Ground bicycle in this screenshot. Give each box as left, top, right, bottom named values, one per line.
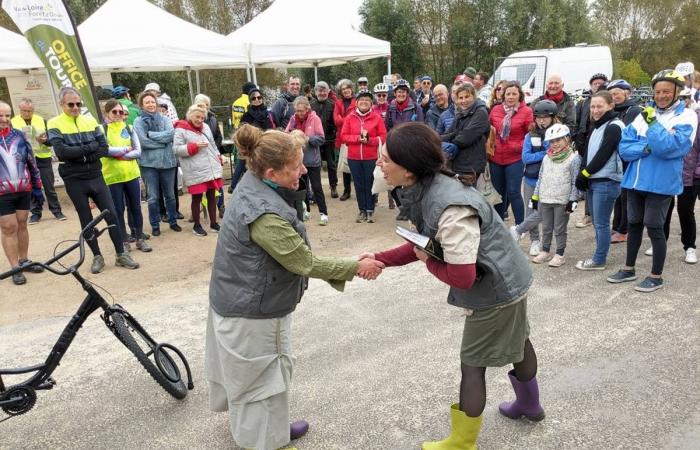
left=0, top=210, right=194, bottom=421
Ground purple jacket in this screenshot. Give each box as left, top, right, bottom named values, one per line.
left=385, top=98, right=424, bottom=131
left=683, top=110, right=700, bottom=186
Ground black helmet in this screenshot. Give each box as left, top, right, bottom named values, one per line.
left=394, top=79, right=410, bottom=91
left=533, top=99, right=558, bottom=117
left=356, top=89, right=374, bottom=101
left=589, top=73, right=608, bottom=84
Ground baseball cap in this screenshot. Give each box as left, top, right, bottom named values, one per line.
left=144, top=82, right=161, bottom=93
left=357, top=76, right=369, bottom=83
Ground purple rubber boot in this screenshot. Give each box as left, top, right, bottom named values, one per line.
left=290, top=420, right=309, bottom=440
left=498, top=370, right=545, bottom=421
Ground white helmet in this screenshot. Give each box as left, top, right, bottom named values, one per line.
left=544, top=123, right=571, bottom=142
left=675, top=62, right=695, bottom=77
left=373, top=83, right=389, bottom=93
left=679, top=87, right=692, bottom=98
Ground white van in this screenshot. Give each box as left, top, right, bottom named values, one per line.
left=491, top=44, right=613, bottom=104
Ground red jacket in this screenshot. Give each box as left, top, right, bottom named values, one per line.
left=489, top=102, right=533, bottom=165
left=340, top=109, right=387, bottom=161
left=333, top=97, right=356, bottom=146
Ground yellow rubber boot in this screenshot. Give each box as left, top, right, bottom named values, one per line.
left=422, top=404, right=483, bottom=450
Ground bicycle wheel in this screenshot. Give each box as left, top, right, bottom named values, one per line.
left=109, top=311, right=187, bottom=399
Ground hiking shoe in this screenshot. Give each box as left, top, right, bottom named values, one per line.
left=210, top=223, right=221, bottom=233
left=531, top=251, right=552, bottom=264
left=170, top=223, right=182, bottom=232
left=607, top=269, right=637, bottom=283
left=152, top=228, right=161, bottom=237
left=91, top=255, right=105, bottom=274
left=366, top=211, right=375, bottom=223
left=193, top=224, right=207, bottom=237
left=176, top=212, right=185, bottom=220
left=610, top=232, right=627, bottom=244
left=644, top=246, right=653, bottom=256
left=575, top=215, right=592, bottom=228
left=116, top=252, right=140, bottom=269
left=330, top=186, right=338, bottom=199
left=12, top=270, right=27, bottom=285
left=548, top=254, right=566, bottom=267
left=136, top=239, right=152, bottom=253
left=54, top=212, right=67, bottom=221
left=127, top=235, right=137, bottom=244
left=339, top=190, right=351, bottom=201
left=319, top=213, right=329, bottom=226
left=29, top=214, right=40, bottom=225
left=529, top=240, right=541, bottom=256
left=685, top=248, right=698, bottom=264
left=509, top=225, right=521, bottom=242
left=123, top=242, right=131, bottom=253
left=356, top=211, right=367, bottom=223
left=139, top=232, right=151, bottom=240
left=634, top=276, right=664, bottom=292
left=575, top=259, right=607, bottom=271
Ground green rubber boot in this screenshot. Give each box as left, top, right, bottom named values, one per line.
left=422, top=404, right=482, bottom=450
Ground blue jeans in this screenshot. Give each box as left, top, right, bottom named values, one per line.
left=141, top=166, right=177, bottom=229
left=109, top=178, right=143, bottom=240
left=490, top=161, right=525, bottom=224
left=588, top=179, right=621, bottom=265
left=348, top=159, right=376, bottom=212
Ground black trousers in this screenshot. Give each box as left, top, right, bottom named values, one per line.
left=320, top=140, right=338, bottom=187
left=64, top=175, right=123, bottom=256
left=625, top=190, right=672, bottom=275
left=31, top=157, right=62, bottom=216
left=612, top=188, right=628, bottom=234
left=675, top=185, right=698, bottom=250
left=304, top=166, right=328, bottom=215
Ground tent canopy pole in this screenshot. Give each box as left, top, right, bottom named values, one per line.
left=195, top=70, right=201, bottom=94
left=252, top=65, right=258, bottom=85
left=314, top=63, right=318, bottom=85
left=187, top=69, right=194, bottom=104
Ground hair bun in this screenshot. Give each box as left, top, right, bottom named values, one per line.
left=234, top=124, right=263, bottom=159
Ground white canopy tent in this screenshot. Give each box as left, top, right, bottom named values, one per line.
left=225, top=0, right=391, bottom=84
left=0, top=27, right=43, bottom=75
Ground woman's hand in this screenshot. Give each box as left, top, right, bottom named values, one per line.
left=358, top=252, right=375, bottom=261
left=197, top=140, right=209, bottom=148
left=414, top=247, right=430, bottom=262
left=357, top=258, right=385, bottom=280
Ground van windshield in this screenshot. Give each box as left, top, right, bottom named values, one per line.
left=495, top=64, right=537, bottom=85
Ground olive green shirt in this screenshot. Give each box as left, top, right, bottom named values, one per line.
left=250, top=213, right=358, bottom=291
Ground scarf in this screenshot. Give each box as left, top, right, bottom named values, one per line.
left=0, top=127, right=10, bottom=138
left=547, top=144, right=572, bottom=163
left=292, top=114, right=308, bottom=131
left=545, top=90, right=564, bottom=104
left=140, top=110, right=160, bottom=132
left=395, top=99, right=410, bottom=113
left=246, top=103, right=270, bottom=128
left=263, top=178, right=307, bottom=221
left=499, top=103, right=519, bottom=140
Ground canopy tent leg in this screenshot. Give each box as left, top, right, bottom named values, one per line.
left=45, top=70, right=60, bottom=115
left=314, top=63, right=318, bottom=85
left=387, top=56, right=392, bottom=76
left=187, top=69, right=194, bottom=104
left=252, top=65, right=258, bottom=86
left=195, top=70, right=201, bottom=94
left=246, top=66, right=252, bottom=82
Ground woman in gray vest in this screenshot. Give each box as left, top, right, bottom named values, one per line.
left=574, top=91, right=625, bottom=271
left=362, top=122, right=544, bottom=450
left=205, top=124, right=384, bottom=450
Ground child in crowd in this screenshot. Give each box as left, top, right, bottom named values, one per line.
left=510, top=99, right=559, bottom=256
left=530, top=124, right=581, bottom=267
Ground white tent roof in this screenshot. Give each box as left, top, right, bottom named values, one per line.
left=0, top=27, right=43, bottom=73
left=226, top=0, right=390, bottom=67
left=78, top=0, right=247, bottom=71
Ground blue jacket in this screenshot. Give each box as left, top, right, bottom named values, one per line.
left=133, top=112, right=177, bottom=169
left=436, top=104, right=456, bottom=135
left=521, top=130, right=549, bottom=187
left=619, top=100, right=698, bottom=195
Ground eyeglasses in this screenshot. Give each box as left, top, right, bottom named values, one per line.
left=66, top=102, right=83, bottom=108
left=250, top=96, right=262, bottom=100
left=110, top=109, right=126, bottom=115
left=495, top=87, right=503, bottom=92
left=422, top=81, right=431, bottom=85
left=376, top=93, right=387, bottom=97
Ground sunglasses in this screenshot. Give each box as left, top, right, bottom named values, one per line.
left=250, top=96, right=262, bottom=100
left=496, top=87, right=503, bottom=92
left=376, top=93, right=387, bottom=97
left=66, top=102, right=83, bottom=108
left=110, top=109, right=126, bottom=115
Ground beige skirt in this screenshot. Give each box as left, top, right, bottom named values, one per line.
left=205, top=307, right=295, bottom=450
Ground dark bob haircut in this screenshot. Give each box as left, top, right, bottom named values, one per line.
left=385, top=122, right=445, bottom=181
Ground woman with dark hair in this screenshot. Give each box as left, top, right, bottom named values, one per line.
left=362, top=122, right=544, bottom=449
left=489, top=81, right=534, bottom=223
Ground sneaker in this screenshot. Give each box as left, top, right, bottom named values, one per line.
left=356, top=211, right=367, bottom=223
left=532, top=251, right=552, bottom=264
left=303, top=210, right=310, bottom=222
left=634, top=276, right=664, bottom=292
left=685, top=248, right=698, bottom=264
left=290, top=419, right=309, bottom=440
left=330, top=186, right=338, bottom=199
left=644, top=246, right=653, bottom=256
left=607, top=268, right=637, bottom=284
left=160, top=214, right=169, bottom=223
left=218, top=204, right=225, bottom=219
left=176, top=212, right=185, bottom=220
left=193, top=224, right=207, bottom=237
left=12, top=270, right=27, bottom=285
left=139, top=232, right=151, bottom=240
left=152, top=228, right=161, bottom=237
left=319, top=213, right=329, bottom=226
left=366, top=211, right=375, bottom=223
left=54, top=212, right=67, bottom=221
left=575, top=215, right=592, bottom=228
left=528, top=240, right=541, bottom=257
left=170, top=223, right=182, bottom=232
left=91, top=255, right=105, bottom=274
left=116, top=252, right=140, bottom=269
left=548, top=254, right=566, bottom=267
left=136, top=239, right=152, bottom=253
left=575, top=259, right=606, bottom=271
left=210, top=223, right=221, bottom=233
left=123, top=242, right=131, bottom=253
left=127, top=235, right=137, bottom=244
left=509, top=225, right=521, bottom=242
left=610, top=232, right=627, bottom=244
left=29, top=214, right=40, bottom=225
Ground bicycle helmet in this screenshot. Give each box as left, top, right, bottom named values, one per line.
left=394, top=79, right=410, bottom=91
left=589, top=73, right=608, bottom=84
left=679, top=87, right=692, bottom=98
left=112, top=86, right=129, bottom=99
left=607, top=79, right=633, bottom=91
left=544, top=123, right=571, bottom=142
left=356, top=89, right=374, bottom=101
left=651, top=69, right=685, bottom=88
left=533, top=99, right=558, bottom=117
left=674, top=62, right=695, bottom=77
left=373, top=83, right=389, bottom=94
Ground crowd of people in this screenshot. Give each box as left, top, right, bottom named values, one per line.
left=1, top=58, right=699, bottom=450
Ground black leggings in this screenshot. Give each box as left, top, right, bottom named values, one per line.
left=191, top=189, right=217, bottom=227
left=64, top=176, right=123, bottom=256
left=459, top=339, right=538, bottom=417
left=625, top=190, right=672, bottom=275
left=305, top=166, right=328, bottom=215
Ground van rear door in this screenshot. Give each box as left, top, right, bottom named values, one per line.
left=493, top=55, right=547, bottom=104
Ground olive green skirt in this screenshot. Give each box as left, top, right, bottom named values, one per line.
left=460, top=297, right=530, bottom=367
